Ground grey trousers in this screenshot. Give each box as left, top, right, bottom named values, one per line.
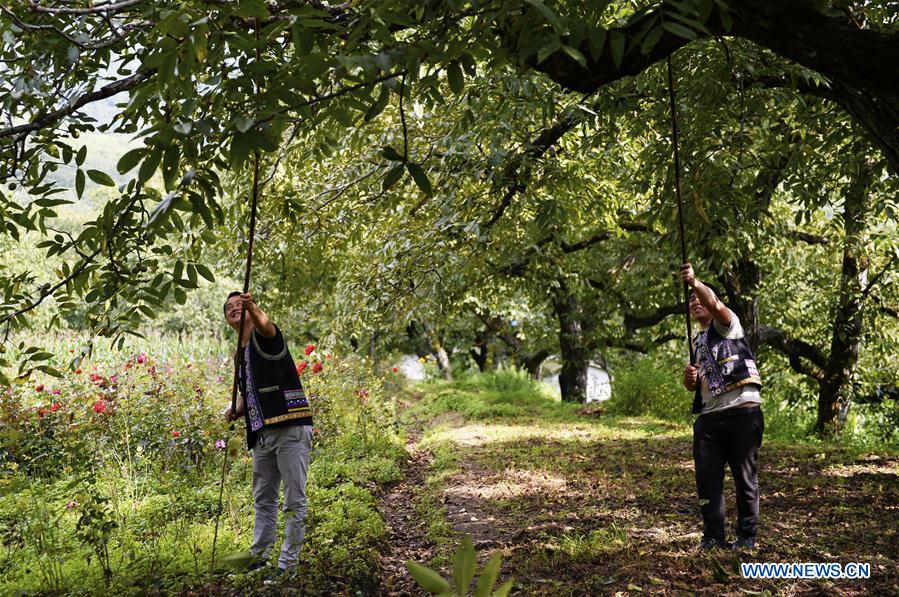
left=250, top=425, right=313, bottom=570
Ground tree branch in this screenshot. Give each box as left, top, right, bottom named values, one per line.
left=757, top=324, right=826, bottom=380
left=0, top=70, right=155, bottom=139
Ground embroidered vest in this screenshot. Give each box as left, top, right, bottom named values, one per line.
left=691, top=323, right=762, bottom=414
left=239, top=326, right=312, bottom=448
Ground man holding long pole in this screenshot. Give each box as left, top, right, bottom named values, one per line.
left=680, top=264, right=764, bottom=551
left=223, top=291, right=314, bottom=577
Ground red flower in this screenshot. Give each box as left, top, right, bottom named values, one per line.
left=50, top=402, right=62, bottom=413
left=35, top=384, right=44, bottom=392
left=51, top=389, right=61, bottom=395
left=304, top=344, right=315, bottom=356
left=75, top=368, right=82, bottom=375
left=296, top=361, right=308, bottom=375
left=37, top=408, right=48, bottom=417
left=92, top=400, right=107, bottom=414
left=171, top=430, right=181, bottom=438
left=69, top=348, right=75, bottom=353
left=326, top=354, right=332, bottom=360
left=392, top=367, right=398, bottom=373
left=312, top=362, right=323, bottom=374
left=89, top=373, right=101, bottom=383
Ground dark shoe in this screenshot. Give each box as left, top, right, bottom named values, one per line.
left=263, top=567, right=286, bottom=585
left=699, top=537, right=729, bottom=551
left=731, top=536, right=756, bottom=550
left=247, top=559, right=268, bottom=572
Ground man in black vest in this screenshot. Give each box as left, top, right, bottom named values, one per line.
left=680, top=264, right=764, bottom=551
left=223, top=292, right=313, bottom=576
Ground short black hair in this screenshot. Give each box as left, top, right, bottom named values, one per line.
left=223, top=291, right=242, bottom=316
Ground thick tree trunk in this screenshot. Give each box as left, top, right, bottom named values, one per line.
left=421, top=320, right=453, bottom=381
left=473, top=308, right=550, bottom=379
left=552, top=282, right=589, bottom=403
left=815, top=163, right=873, bottom=435
left=722, top=259, right=762, bottom=354
left=469, top=335, right=489, bottom=372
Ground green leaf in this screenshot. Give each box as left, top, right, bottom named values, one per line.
left=382, top=164, right=404, bottom=192
left=492, top=578, right=514, bottom=597
left=87, top=169, right=115, bottom=187
left=75, top=169, right=86, bottom=199
left=230, top=133, right=255, bottom=170
left=173, top=286, right=187, bottom=305
left=292, top=23, right=314, bottom=56
left=562, top=45, right=587, bottom=69
left=194, top=263, right=215, bottom=282
left=453, top=535, right=476, bottom=594
left=36, top=365, right=64, bottom=378
left=222, top=550, right=258, bottom=570
left=76, top=145, right=87, bottom=166
left=365, top=85, right=390, bottom=122
left=162, top=145, right=181, bottom=191
left=522, top=0, right=562, bottom=29
left=640, top=25, right=663, bottom=54
left=117, top=148, right=145, bottom=174
left=406, top=162, right=432, bottom=196
left=381, top=146, right=404, bottom=162
left=473, top=553, right=503, bottom=597
left=588, top=27, right=606, bottom=61
left=662, top=22, right=698, bottom=40
left=609, top=31, right=625, bottom=69
left=406, top=561, right=452, bottom=594
left=447, top=62, right=465, bottom=94
left=536, top=39, right=560, bottom=64
left=139, top=148, right=163, bottom=184
left=238, top=0, right=270, bottom=19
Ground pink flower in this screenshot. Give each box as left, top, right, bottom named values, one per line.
left=136, top=353, right=147, bottom=364
left=171, top=430, right=181, bottom=438
left=215, top=439, right=226, bottom=450
left=312, top=362, right=323, bottom=374
left=304, top=344, right=315, bottom=356
left=93, top=400, right=107, bottom=414
left=50, top=402, right=62, bottom=413
left=358, top=388, right=369, bottom=398
left=65, top=501, right=77, bottom=510
left=325, top=354, right=332, bottom=360
left=51, top=389, right=61, bottom=395
left=296, top=361, right=308, bottom=375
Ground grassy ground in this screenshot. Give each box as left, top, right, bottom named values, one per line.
left=400, top=371, right=899, bottom=596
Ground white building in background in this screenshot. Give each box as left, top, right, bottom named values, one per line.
left=540, top=359, right=612, bottom=403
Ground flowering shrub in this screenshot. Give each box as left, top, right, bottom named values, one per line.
left=0, top=343, right=404, bottom=595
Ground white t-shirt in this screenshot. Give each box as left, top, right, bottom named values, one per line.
left=699, top=309, right=761, bottom=414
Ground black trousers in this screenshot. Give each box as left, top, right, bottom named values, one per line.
left=692, top=406, right=764, bottom=542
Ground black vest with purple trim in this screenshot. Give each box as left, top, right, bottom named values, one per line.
left=691, top=322, right=762, bottom=414
left=239, top=326, right=312, bottom=449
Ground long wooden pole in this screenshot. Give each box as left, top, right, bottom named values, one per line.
left=666, top=54, right=694, bottom=362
